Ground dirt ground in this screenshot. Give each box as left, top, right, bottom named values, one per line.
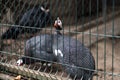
left=91, top=38, right=120, bottom=80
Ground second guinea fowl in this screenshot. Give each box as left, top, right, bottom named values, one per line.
left=52, top=18, right=95, bottom=80
left=1, top=2, right=51, bottom=39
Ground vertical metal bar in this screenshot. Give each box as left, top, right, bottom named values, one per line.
left=44, top=0, right=47, bottom=65
left=50, top=0, right=53, bottom=37
left=6, top=1, right=9, bottom=63
left=0, top=0, right=1, bottom=21
left=112, top=0, right=115, bottom=80
left=62, top=0, right=65, bottom=74
left=55, top=0, right=59, bottom=17
left=89, top=0, right=91, bottom=50
left=0, top=0, right=1, bottom=43
left=68, top=0, right=71, bottom=65
left=103, top=0, right=107, bottom=80
left=18, top=0, right=22, bottom=57
left=96, top=0, right=99, bottom=80
left=75, top=0, right=78, bottom=69
left=56, top=0, right=58, bottom=54
left=81, top=0, right=84, bottom=76
left=44, top=1, right=47, bottom=61
left=10, top=0, right=12, bottom=54
left=82, top=0, right=84, bottom=47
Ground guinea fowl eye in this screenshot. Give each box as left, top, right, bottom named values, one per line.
left=57, top=20, right=61, bottom=24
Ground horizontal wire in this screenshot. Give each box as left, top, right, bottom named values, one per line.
left=0, top=23, right=120, bottom=38
left=0, top=50, right=120, bottom=77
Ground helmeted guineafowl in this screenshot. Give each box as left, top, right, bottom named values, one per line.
left=52, top=17, right=95, bottom=80
left=1, top=2, right=51, bottom=39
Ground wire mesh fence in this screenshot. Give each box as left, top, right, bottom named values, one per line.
left=0, top=0, right=120, bottom=80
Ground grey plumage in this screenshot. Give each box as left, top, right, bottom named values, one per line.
left=1, top=3, right=51, bottom=39
left=52, top=32, right=95, bottom=80
left=20, top=34, right=57, bottom=65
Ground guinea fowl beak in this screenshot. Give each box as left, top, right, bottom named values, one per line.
left=54, top=23, right=62, bottom=30
left=54, top=23, right=58, bottom=28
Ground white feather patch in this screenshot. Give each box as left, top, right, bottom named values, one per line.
left=17, top=59, right=23, bottom=66
left=54, top=49, right=63, bottom=57
left=40, top=6, right=49, bottom=13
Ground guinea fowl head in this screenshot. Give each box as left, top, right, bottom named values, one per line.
left=16, top=59, right=23, bottom=66
left=16, top=57, right=35, bottom=66
left=54, top=17, right=63, bottom=30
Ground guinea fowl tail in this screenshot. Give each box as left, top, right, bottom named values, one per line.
left=1, top=27, right=22, bottom=39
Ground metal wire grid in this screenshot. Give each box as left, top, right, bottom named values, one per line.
left=0, top=0, right=120, bottom=80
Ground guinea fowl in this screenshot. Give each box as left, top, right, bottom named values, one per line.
left=52, top=18, right=95, bottom=80
left=1, top=2, right=51, bottom=39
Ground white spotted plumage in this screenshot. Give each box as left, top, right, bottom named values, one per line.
left=54, top=49, right=63, bottom=57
